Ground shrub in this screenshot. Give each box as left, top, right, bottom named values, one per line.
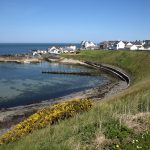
left=0, top=99, right=92, bottom=145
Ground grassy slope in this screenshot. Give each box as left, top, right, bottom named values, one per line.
left=63, top=50, right=150, bottom=82
left=1, top=50, right=150, bottom=150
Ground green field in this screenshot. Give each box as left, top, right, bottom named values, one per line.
left=0, top=50, right=150, bottom=150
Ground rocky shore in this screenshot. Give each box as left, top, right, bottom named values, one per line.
left=0, top=55, right=41, bottom=64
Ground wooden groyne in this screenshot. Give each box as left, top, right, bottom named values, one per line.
left=42, top=71, right=100, bottom=76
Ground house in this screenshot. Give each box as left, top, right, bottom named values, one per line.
left=143, top=40, right=150, bottom=50
left=129, top=40, right=145, bottom=50
left=32, top=51, right=41, bottom=56
left=134, top=40, right=144, bottom=46
left=32, top=49, right=47, bottom=56
left=107, top=41, right=118, bottom=50
left=63, top=45, right=77, bottom=53
left=81, top=41, right=97, bottom=49
left=130, top=45, right=138, bottom=50
left=48, top=46, right=62, bottom=55
left=112, top=41, right=125, bottom=50
left=37, top=50, right=47, bottom=54
left=99, top=41, right=110, bottom=49
left=144, top=47, right=150, bottom=50
left=143, top=40, right=150, bottom=46
left=138, top=46, right=145, bottom=50
left=130, top=45, right=145, bottom=50
left=125, top=42, right=133, bottom=49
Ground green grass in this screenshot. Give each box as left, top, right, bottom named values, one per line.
left=62, top=50, right=150, bottom=83
left=0, top=50, right=150, bottom=150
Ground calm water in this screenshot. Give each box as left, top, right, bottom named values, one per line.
left=0, top=43, right=109, bottom=108
left=0, top=62, right=109, bottom=108
left=0, top=43, right=80, bottom=55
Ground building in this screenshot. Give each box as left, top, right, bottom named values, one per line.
left=143, top=40, right=150, bottom=50
left=63, top=45, right=77, bottom=52
left=130, top=45, right=138, bottom=50
left=111, top=41, right=125, bottom=50
left=99, top=41, right=110, bottom=49
left=32, top=49, right=47, bottom=56
left=48, top=46, right=62, bottom=55
left=100, top=40, right=150, bottom=51
left=125, top=42, right=133, bottom=49
left=81, top=41, right=98, bottom=49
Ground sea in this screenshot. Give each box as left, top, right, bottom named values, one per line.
left=0, top=43, right=109, bottom=108
left=0, top=43, right=80, bottom=55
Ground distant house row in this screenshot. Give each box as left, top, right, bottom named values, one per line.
left=32, top=45, right=77, bottom=56
left=99, top=40, right=150, bottom=50
left=32, top=40, right=150, bottom=56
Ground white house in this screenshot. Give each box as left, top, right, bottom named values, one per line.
left=32, top=50, right=47, bottom=56
left=125, top=42, right=133, bottom=49
left=32, top=51, right=41, bottom=56
left=63, top=45, right=77, bottom=52
left=144, top=47, right=150, bottom=50
left=48, top=46, right=62, bottom=55
left=138, top=46, right=145, bottom=50
left=113, top=41, right=125, bottom=50
left=37, top=50, right=47, bottom=54
left=85, top=41, right=95, bottom=48
left=81, top=41, right=97, bottom=49
left=130, top=45, right=138, bottom=50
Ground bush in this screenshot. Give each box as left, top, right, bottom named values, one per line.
left=0, top=99, right=92, bottom=145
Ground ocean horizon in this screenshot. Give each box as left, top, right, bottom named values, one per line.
left=0, top=43, right=80, bottom=55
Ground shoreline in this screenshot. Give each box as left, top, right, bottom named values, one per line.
left=0, top=55, right=42, bottom=64
left=0, top=57, right=129, bottom=136
left=0, top=80, right=128, bottom=136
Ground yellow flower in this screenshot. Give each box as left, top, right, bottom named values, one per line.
left=0, top=99, right=92, bottom=145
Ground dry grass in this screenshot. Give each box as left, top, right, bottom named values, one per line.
left=120, top=112, right=150, bottom=133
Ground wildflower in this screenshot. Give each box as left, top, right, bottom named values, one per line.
left=135, top=139, right=139, bottom=142
left=137, top=145, right=142, bottom=149
left=0, top=99, right=92, bottom=145
left=132, top=140, right=135, bottom=144
left=116, top=144, right=119, bottom=148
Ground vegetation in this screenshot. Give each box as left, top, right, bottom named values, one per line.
left=0, top=50, right=150, bottom=150
left=0, top=99, right=92, bottom=145
left=62, top=50, right=150, bottom=82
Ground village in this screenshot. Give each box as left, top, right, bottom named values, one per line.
left=32, top=40, right=150, bottom=56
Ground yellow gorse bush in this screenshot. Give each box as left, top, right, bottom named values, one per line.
left=0, top=99, right=92, bottom=145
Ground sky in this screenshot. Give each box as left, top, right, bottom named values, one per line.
left=0, top=0, right=150, bottom=43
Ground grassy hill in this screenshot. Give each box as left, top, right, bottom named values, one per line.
left=0, top=50, right=150, bottom=150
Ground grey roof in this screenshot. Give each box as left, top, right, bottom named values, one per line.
left=134, top=41, right=143, bottom=45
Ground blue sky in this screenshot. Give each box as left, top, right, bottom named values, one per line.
left=0, top=0, right=150, bottom=43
